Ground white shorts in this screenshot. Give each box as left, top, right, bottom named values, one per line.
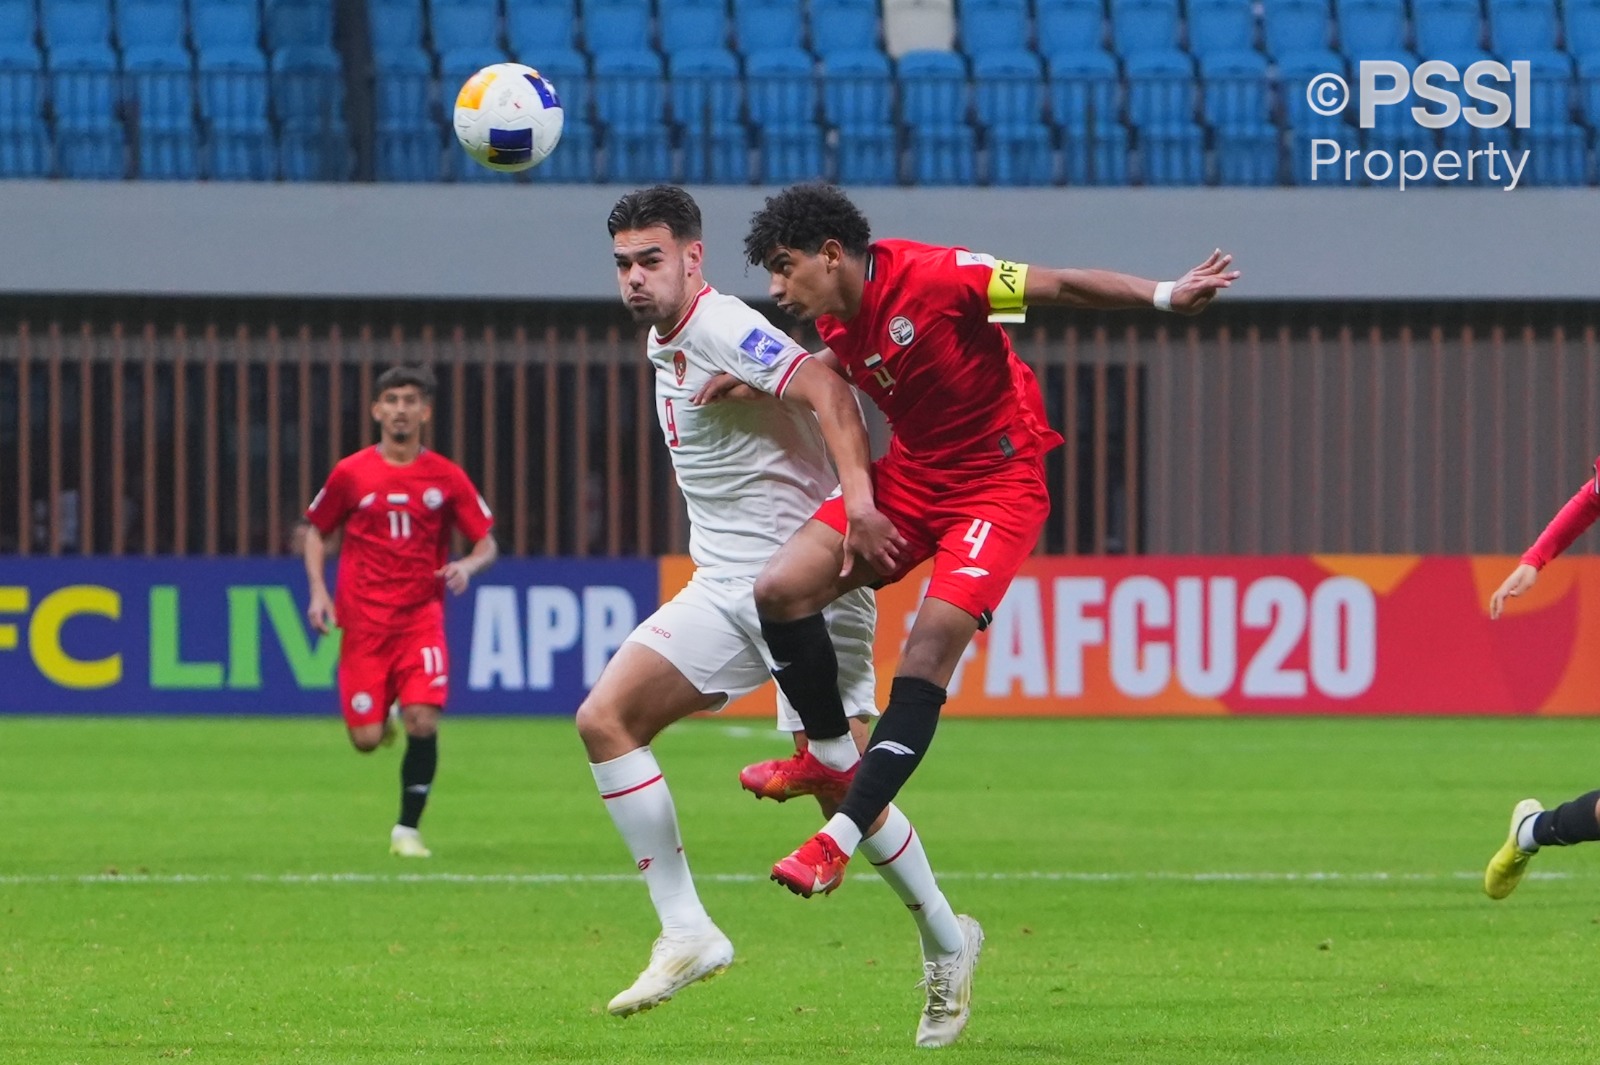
left=624, top=571, right=878, bottom=732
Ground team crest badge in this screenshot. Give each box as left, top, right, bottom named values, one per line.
left=423, top=487, right=444, bottom=510
left=889, top=316, right=915, bottom=345
left=673, top=351, right=687, bottom=385
left=351, top=692, right=373, bottom=713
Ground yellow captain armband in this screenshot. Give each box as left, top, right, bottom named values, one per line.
left=986, top=259, right=1028, bottom=322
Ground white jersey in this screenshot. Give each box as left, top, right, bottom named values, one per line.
left=647, top=285, right=838, bottom=577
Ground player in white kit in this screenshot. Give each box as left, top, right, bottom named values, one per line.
left=575, top=186, right=982, bottom=1048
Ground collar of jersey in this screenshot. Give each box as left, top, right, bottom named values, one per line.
left=653, top=284, right=714, bottom=344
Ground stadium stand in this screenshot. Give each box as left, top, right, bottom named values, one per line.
left=0, top=0, right=1594, bottom=185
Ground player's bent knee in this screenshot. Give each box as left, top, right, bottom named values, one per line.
left=574, top=697, right=627, bottom=754
left=348, top=728, right=384, bottom=753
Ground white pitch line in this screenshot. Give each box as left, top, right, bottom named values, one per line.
left=0, top=870, right=1574, bottom=887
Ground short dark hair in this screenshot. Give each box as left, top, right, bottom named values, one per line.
left=374, top=364, right=436, bottom=401
left=744, top=183, right=872, bottom=267
left=607, top=185, right=703, bottom=241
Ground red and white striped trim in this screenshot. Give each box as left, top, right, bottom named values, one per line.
left=653, top=285, right=712, bottom=344
left=599, top=774, right=663, bottom=800
left=775, top=351, right=814, bottom=398
left=869, top=826, right=916, bottom=867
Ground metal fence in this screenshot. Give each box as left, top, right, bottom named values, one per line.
left=3, top=300, right=1599, bottom=559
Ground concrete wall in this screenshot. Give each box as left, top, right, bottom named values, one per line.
left=1, top=181, right=1596, bottom=301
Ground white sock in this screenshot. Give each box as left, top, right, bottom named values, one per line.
left=1517, top=813, right=1541, bottom=852
left=591, top=747, right=712, bottom=937
left=808, top=734, right=860, bottom=772
left=822, top=812, right=864, bottom=856
left=859, top=805, right=965, bottom=959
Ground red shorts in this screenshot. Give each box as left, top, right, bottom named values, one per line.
left=814, top=451, right=1051, bottom=620
left=337, top=626, right=451, bottom=728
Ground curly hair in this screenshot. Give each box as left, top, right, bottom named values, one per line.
left=374, top=364, right=436, bottom=401
left=743, top=183, right=872, bottom=267
left=607, top=185, right=703, bottom=241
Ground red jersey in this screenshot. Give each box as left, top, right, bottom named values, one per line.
left=305, top=447, right=494, bottom=635
left=816, top=239, right=1064, bottom=473
left=1522, top=456, right=1600, bottom=569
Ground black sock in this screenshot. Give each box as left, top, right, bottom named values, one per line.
left=1531, top=790, right=1600, bottom=847
left=837, top=677, right=946, bottom=833
left=399, top=733, right=438, bottom=829
left=760, top=613, right=850, bottom=740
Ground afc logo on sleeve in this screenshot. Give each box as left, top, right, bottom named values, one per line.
left=738, top=328, right=787, bottom=366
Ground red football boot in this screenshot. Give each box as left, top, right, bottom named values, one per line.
left=771, top=832, right=851, bottom=898
left=738, top=749, right=855, bottom=803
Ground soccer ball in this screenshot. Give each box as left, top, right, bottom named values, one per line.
left=453, top=63, right=564, bottom=172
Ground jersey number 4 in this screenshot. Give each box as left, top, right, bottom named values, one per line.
left=962, top=519, right=992, bottom=560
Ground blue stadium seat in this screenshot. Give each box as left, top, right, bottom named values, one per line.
left=372, top=0, right=425, bottom=49
left=585, top=4, right=652, bottom=56
left=1202, top=51, right=1276, bottom=184
left=662, top=6, right=728, bottom=53
left=267, top=2, right=335, bottom=53
left=745, top=45, right=816, bottom=126
left=193, top=2, right=264, bottom=62
left=959, top=0, right=1030, bottom=59
left=527, top=116, right=595, bottom=181
left=822, top=50, right=894, bottom=181
left=506, top=1, right=580, bottom=61
left=1580, top=52, right=1600, bottom=122
left=375, top=115, right=443, bottom=181
left=1111, top=0, right=1181, bottom=54
left=274, top=47, right=348, bottom=180
left=1062, top=121, right=1128, bottom=183
left=811, top=2, right=880, bottom=58
left=50, top=49, right=124, bottom=178
left=1337, top=0, right=1405, bottom=56
left=1411, top=0, right=1483, bottom=56
left=43, top=0, right=113, bottom=55
left=897, top=49, right=968, bottom=127
left=123, top=52, right=199, bottom=178
left=372, top=44, right=433, bottom=131
left=1187, top=0, right=1256, bottom=56
left=757, top=121, right=824, bottom=180
left=1565, top=0, right=1600, bottom=57
left=1047, top=46, right=1120, bottom=129
left=0, top=55, right=49, bottom=176
left=1036, top=0, right=1104, bottom=56
left=1488, top=0, right=1558, bottom=55
left=0, top=0, right=40, bottom=65
left=1521, top=49, right=1574, bottom=127
left=593, top=52, right=671, bottom=181
left=432, top=3, right=505, bottom=69
left=1521, top=125, right=1590, bottom=184
left=1262, top=0, right=1331, bottom=59
left=117, top=0, right=189, bottom=65
left=199, top=50, right=276, bottom=179
left=1275, top=53, right=1355, bottom=183
left=974, top=51, right=1052, bottom=184
left=899, top=49, right=978, bottom=182
left=1124, top=51, right=1203, bottom=184
left=671, top=48, right=747, bottom=182
left=736, top=2, right=804, bottom=54
left=822, top=48, right=892, bottom=127
left=1124, top=47, right=1194, bottom=126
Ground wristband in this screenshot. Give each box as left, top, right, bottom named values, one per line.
left=1153, top=281, right=1175, bottom=311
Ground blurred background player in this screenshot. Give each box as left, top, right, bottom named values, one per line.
left=1484, top=456, right=1600, bottom=898
left=303, top=365, right=497, bottom=858
left=576, top=186, right=981, bottom=1047
left=736, top=183, right=1237, bottom=897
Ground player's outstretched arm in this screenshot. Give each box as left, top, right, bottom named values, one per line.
left=1024, top=249, right=1239, bottom=314
left=302, top=523, right=338, bottom=633
left=1494, top=478, right=1600, bottom=618
left=438, top=535, right=498, bottom=596
left=781, top=358, right=906, bottom=578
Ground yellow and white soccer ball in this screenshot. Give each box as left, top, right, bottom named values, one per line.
left=453, top=62, right=565, bottom=172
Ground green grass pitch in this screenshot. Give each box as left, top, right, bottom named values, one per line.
left=7, top=715, right=1600, bottom=1064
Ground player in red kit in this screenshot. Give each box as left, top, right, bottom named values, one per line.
left=733, top=184, right=1237, bottom=898
left=302, top=365, right=498, bottom=858
left=1484, top=457, right=1600, bottom=899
